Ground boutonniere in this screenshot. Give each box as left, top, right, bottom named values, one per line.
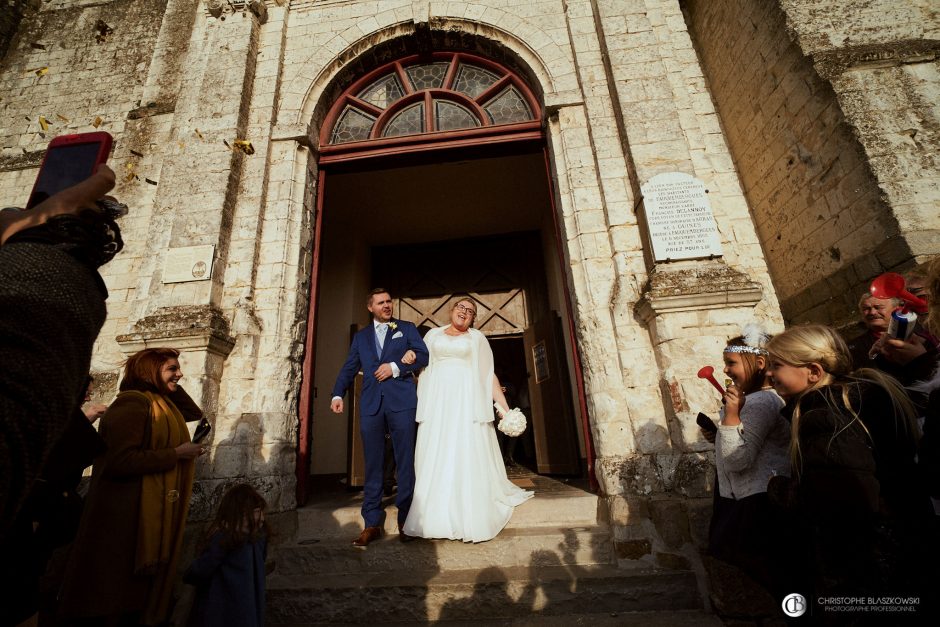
left=388, top=321, right=398, bottom=330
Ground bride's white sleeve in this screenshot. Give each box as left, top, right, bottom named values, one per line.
left=471, top=329, right=495, bottom=423
left=415, top=327, right=438, bottom=424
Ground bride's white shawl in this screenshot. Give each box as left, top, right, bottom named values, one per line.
left=416, top=325, right=494, bottom=424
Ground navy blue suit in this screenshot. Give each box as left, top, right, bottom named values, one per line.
left=331, top=319, right=428, bottom=527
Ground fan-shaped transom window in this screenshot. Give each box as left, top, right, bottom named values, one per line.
left=326, top=52, right=539, bottom=146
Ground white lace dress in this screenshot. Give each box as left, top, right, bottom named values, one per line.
left=402, top=328, right=533, bottom=542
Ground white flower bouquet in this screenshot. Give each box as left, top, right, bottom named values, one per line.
left=494, top=403, right=527, bottom=437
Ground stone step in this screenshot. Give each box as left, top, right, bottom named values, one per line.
left=295, top=489, right=600, bottom=540
left=275, top=524, right=614, bottom=576
left=266, top=563, right=702, bottom=625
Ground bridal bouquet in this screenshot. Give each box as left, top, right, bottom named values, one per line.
left=494, top=403, right=527, bottom=437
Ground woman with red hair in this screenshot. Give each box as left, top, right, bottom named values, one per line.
left=61, top=348, right=205, bottom=626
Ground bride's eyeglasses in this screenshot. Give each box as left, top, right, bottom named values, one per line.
left=455, top=304, right=476, bottom=317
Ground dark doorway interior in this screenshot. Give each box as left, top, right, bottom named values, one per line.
left=490, top=335, right=537, bottom=470
left=309, top=144, right=586, bottom=491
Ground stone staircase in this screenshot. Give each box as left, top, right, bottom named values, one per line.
left=267, top=477, right=705, bottom=625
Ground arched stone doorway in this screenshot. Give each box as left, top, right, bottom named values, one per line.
left=297, top=50, right=593, bottom=503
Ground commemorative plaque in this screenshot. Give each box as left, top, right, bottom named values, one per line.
left=642, top=172, right=722, bottom=261
left=162, top=245, right=215, bottom=283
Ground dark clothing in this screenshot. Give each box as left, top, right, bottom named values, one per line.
left=331, top=319, right=428, bottom=527
left=919, top=379, right=940, bottom=498
left=847, top=329, right=879, bottom=371
left=184, top=532, right=268, bottom=627
left=781, top=382, right=928, bottom=601
left=59, top=387, right=201, bottom=620
left=0, top=242, right=107, bottom=534
left=331, top=319, right=428, bottom=416
left=30, top=409, right=107, bottom=544
left=360, top=406, right=416, bottom=527
left=847, top=328, right=940, bottom=387
left=0, top=408, right=108, bottom=623
left=708, top=493, right=786, bottom=593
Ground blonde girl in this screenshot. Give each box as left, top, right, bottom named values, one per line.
left=708, top=328, right=789, bottom=592
left=766, top=324, right=927, bottom=598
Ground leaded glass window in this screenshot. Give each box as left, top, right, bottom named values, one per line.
left=331, top=106, right=376, bottom=144
left=453, top=64, right=499, bottom=99
left=383, top=103, right=425, bottom=137
left=358, top=75, right=404, bottom=109
left=324, top=53, right=539, bottom=147
left=405, top=63, right=449, bottom=90
left=483, top=86, right=532, bottom=125
left=435, top=101, right=479, bottom=132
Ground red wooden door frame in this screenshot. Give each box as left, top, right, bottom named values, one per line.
left=542, top=147, right=597, bottom=491
left=295, top=171, right=326, bottom=506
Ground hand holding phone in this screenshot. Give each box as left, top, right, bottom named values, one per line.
left=192, top=418, right=212, bottom=443
left=27, top=132, right=113, bottom=209
left=1, top=164, right=115, bottom=246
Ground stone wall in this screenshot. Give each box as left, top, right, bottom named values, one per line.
left=0, top=0, right=33, bottom=59
left=783, top=0, right=940, bottom=266
left=0, top=0, right=304, bottom=517
left=0, top=0, right=173, bottom=358
left=683, top=0, right=895, bottom=325
left=684, top=0, right=940, bottom=326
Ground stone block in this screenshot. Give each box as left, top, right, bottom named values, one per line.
left=614, top=538, right=652, bottom=560
left=592, top=418, right=636, bottom=458
left=655, top=551, right=691, bottom=570
left=648, top=498, right=691, bottom=549
left=210, top=443, right=251, bottom=477
left=686, top=496, right=714, bottom=550
left=606, top=494, right=650, bottom=525
left=703, top=556, right=777, bottom=620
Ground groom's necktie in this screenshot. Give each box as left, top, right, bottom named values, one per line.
left=375, top=323, right=388, bottom=355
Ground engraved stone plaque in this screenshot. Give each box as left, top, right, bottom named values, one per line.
left=642, top=172, right=722, bottom=261
left=162, top=245, right=215, bottom=283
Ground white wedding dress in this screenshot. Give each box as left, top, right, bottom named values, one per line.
left=402, top=327, right=533, bottom=542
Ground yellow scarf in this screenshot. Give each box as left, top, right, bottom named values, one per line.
left=129, top=390, right=195, bottom=625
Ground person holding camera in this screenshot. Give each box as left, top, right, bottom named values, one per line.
left=1, top=164, right=120, bottom=536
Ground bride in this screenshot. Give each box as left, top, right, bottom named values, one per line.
left=401, top=297, right=533, bottom=542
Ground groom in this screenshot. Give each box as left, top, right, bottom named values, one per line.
left=331, top=288, right=428, bottom=547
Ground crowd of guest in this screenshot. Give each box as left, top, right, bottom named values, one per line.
left=703, top=258, right=940, bottom=620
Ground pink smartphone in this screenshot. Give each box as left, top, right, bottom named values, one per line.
left=26, top=131, right=113, bottom=209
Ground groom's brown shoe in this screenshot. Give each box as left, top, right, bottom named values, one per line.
left=352, top=526, right=383, bottom=549
left=398, top=523, right=416, bottom=544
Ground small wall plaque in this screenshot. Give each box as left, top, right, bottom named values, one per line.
left=642, top=172, right=723, bottom=262
left=162, top=245, right=215, bottom=283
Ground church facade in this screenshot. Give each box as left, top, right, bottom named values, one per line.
left=1, top=0, right=937, bottom=566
